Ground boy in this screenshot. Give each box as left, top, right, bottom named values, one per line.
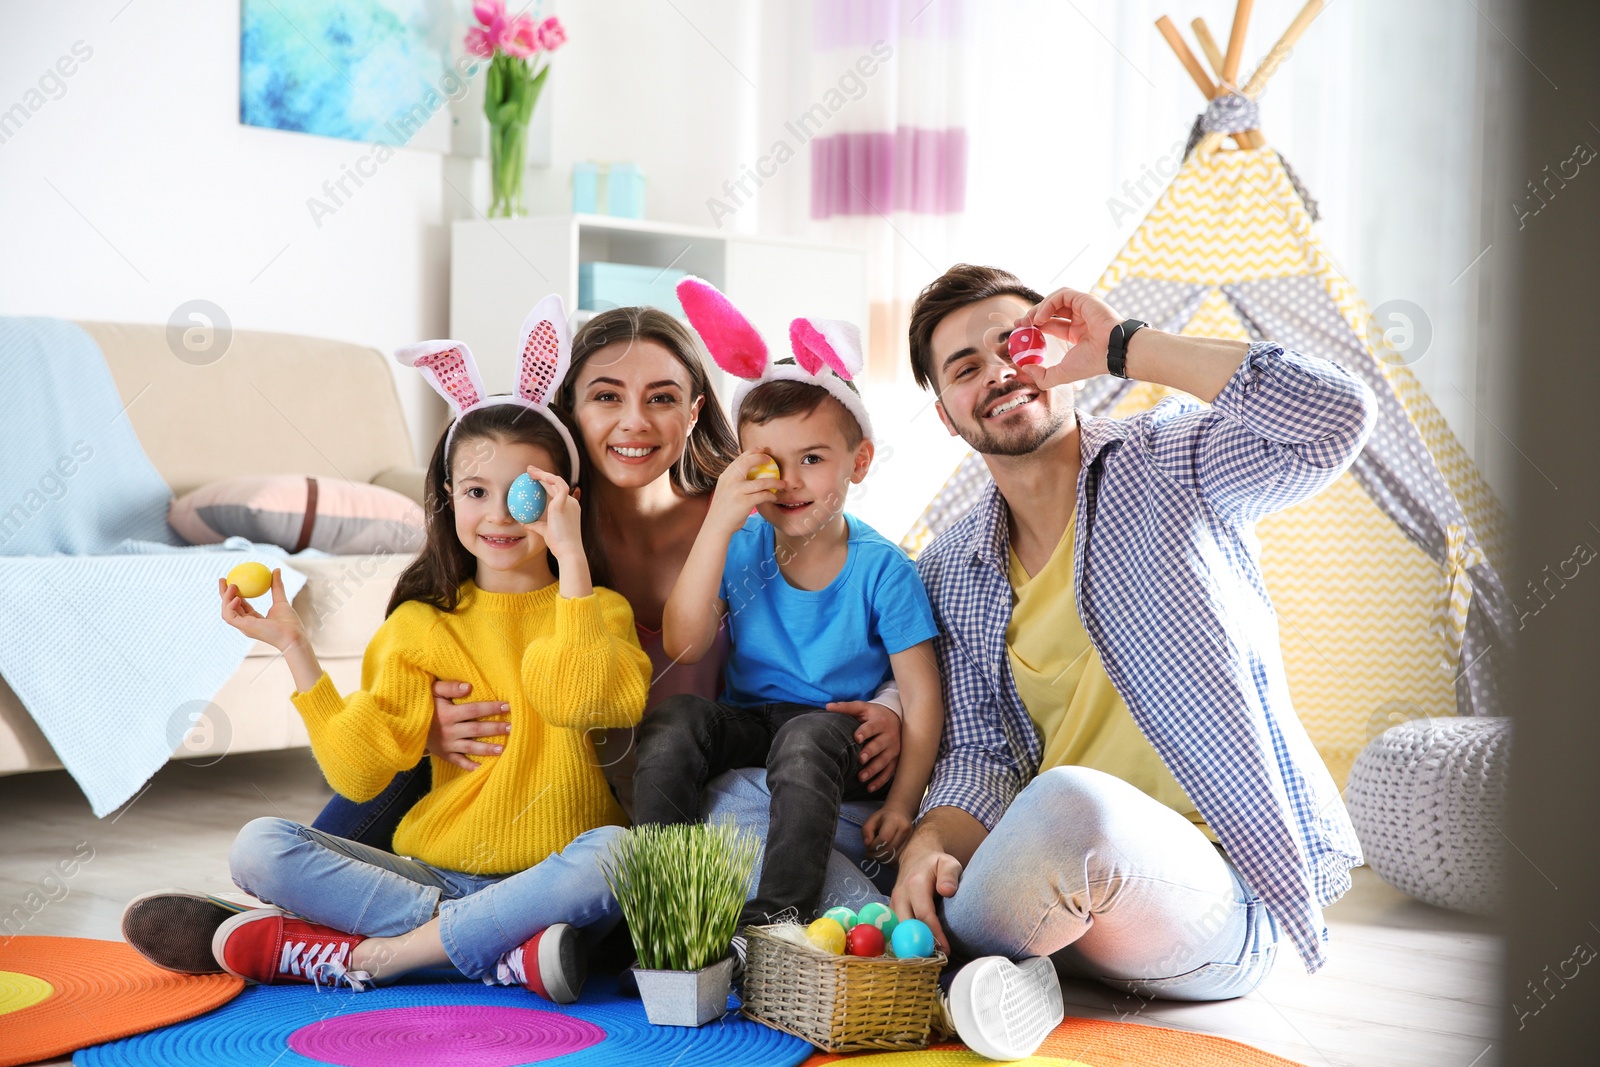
left=632, top=362, right=943, bottom=930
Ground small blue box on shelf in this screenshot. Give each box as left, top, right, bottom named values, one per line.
left=579, top=262, right=687, bottom=317
left=607, top=163, right=645, bottom=218
left=571, top=163, right=599, bottom=214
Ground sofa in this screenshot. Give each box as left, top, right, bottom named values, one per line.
left=0, top=322, right=428, bottom=776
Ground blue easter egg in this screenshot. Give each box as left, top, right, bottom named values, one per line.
left=507, top=473, right=547, bottom=523
left=890, top=918, right=935, bottom=959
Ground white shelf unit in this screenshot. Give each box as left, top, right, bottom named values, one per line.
left=450, top=215, right=867, bottom=400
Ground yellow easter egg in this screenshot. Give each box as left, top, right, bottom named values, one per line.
left=804, top=916, right=847, bottom=955
left=226, top=562, right=272, bottom=599
left=747, top=458, right=780, bottom=488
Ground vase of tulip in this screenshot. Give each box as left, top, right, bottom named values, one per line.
left=466, top=1, right=567, bottom=217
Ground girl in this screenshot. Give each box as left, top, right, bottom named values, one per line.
left=209, top=297, right=650, bottom=1002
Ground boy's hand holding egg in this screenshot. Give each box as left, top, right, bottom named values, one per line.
left=708, top=451, right=782, bottom=533
left=746, top=457, right=780, bottom=490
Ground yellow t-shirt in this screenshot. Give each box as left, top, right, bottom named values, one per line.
left=291, top=581, right=652, bottom=874
left=1005, top=517, right=1215, bottom=842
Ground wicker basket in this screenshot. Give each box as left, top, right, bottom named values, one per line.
left=739, top=923, right=946, bottom=1052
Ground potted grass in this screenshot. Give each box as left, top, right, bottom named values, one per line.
left=600, top=821, right=759, bottom=1027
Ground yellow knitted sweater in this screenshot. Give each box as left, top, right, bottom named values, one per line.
left=291, top=580, right=650, bottom=874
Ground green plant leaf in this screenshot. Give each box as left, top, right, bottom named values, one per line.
left=599, top=821, right=759, bottom=972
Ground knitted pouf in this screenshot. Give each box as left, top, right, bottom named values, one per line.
left=1344, top=716, right=1512, bottom=914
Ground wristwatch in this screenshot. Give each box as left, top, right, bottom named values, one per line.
left=1106, top=318, right=1147, bottom=380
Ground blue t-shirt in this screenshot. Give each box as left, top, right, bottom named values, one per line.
left=718, top=513, right=939, bottom=707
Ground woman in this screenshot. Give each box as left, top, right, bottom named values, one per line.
left=119, top=309, right=903, bottom=978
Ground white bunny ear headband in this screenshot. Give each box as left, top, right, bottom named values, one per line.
left=395, top=293, right=582, bottom=478
left=675, top=276, right=873, bottom=442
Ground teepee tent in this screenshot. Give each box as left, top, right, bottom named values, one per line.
left=902, top=0, right=1514, bottom=786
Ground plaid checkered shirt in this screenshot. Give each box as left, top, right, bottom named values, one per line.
left=915, top=341, right=1376, bottom=973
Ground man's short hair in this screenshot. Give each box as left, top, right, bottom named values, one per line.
left=738, top=379, right=864, bottom=447
left=907, top=264, right=1044, bottom=391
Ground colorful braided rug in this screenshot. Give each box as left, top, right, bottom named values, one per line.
left=73, top=974, right=810, bottom=1066
left=802, top=1015, right=1307, bottom=1067
left=0, top=936, right=242, bottom=1067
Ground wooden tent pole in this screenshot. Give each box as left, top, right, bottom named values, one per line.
left=1152, top=15, right=1209, bottom=99
left=1190, top=18, right=1227, bottom=81
left=1155, top=16, right=1216, bottom=99
left=1221, top=0, right=1254, bottom=85
left=1242, top=0, right=1326, bottom=98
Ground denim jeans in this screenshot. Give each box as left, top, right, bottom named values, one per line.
left=228, top=817, right=623, bottom=981
left=632, top=695, right=886, bottom=926
left=312, top=759, right=432, bottom=851
left=943, top=765, right=1280, bottom=1001
left=701, top=767, right=894, bottom=912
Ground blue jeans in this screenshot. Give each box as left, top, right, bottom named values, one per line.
left=633, top=697, right=888, bottom=925
left=701, top=767, right=895, bottom=914
left=228, top=817, right=623, bottom=981
left=312, top=759, right=432, bottom=851
left=942, top=766, right=1280, bottom=1001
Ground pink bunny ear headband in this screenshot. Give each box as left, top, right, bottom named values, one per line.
left=395, top=293, right=582, bottom=478
left=675, top=276, right=874, bottom=442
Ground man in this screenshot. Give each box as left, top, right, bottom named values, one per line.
left=895, top=265, right=1373, bottom=1060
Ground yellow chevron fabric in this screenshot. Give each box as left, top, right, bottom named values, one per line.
left=1088, top=147, right=1497, bottom=784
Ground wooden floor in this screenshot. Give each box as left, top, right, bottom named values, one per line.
left=0, top=750, right=1502, bottom=1066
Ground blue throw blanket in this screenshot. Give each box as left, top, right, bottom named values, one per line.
left=0, top=318, right=309, bottom=815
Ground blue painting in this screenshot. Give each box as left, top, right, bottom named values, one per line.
left=240, top=0, right=458, bottom=149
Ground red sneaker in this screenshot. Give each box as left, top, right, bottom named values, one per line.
left=493, top=923, right=585, bottom=1004
left=212, top=907, right=371, bottom=990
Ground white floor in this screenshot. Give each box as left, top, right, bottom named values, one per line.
left=1, top=749, right=1502, bottom=1067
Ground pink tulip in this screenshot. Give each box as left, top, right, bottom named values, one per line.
left=472, top=0, right=504, bottom=28
left=504, top=14, right=540, bottom=58
left=537, top=16, right=567, bottom=51
left=487, top=13, right=511, bottom=49
left=463, top=25, right=495, bottom=57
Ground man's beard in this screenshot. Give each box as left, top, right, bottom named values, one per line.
left=957, top=386, right=1070, bottom=457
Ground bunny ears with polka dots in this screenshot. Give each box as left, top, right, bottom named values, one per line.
left=395, top=293, right=582, bottom=478
left=675, top=276, right=874, bottom=442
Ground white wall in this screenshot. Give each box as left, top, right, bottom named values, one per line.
left=0, top=0, right=800, bottom=464
left=0, top=1, right=451, bottom=459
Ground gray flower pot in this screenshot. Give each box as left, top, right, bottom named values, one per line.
left=632, top=956, right=734, bottom=1027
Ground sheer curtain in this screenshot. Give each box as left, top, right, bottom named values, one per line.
left=804, top=0, right=973, bottom=379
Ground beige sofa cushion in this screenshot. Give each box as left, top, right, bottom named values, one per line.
left=76, top=322, right=416, bottom=497
left=244, top=552, right=418, bottom=660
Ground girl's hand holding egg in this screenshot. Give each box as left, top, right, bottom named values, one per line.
left=516, top=466, right=578, bottom=554
left=218, top=566, right=306, bottom=653
left=507, top=472, right=548, bottom=523
left=225, top=561, right=272, bottom=600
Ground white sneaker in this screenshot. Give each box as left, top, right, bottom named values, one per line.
left=947, top=955, right=1064, bottom=1061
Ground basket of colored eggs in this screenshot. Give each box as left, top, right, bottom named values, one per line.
left=739, top=903, right=946, bottom=1053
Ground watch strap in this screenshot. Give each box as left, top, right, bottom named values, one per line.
left=1106, top=318, right=1148, bottom=379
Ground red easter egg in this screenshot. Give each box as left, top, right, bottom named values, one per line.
left=1008, top=325, right=1047, bottom=366
left=846, top=923, right=886, bottom=957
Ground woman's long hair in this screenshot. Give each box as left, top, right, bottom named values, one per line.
left=386, top=403, right=579, bottom=616
left=554, top=307, right=738, bottom=586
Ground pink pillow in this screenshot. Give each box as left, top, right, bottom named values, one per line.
left=169, top=475, right=425, bottom=555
